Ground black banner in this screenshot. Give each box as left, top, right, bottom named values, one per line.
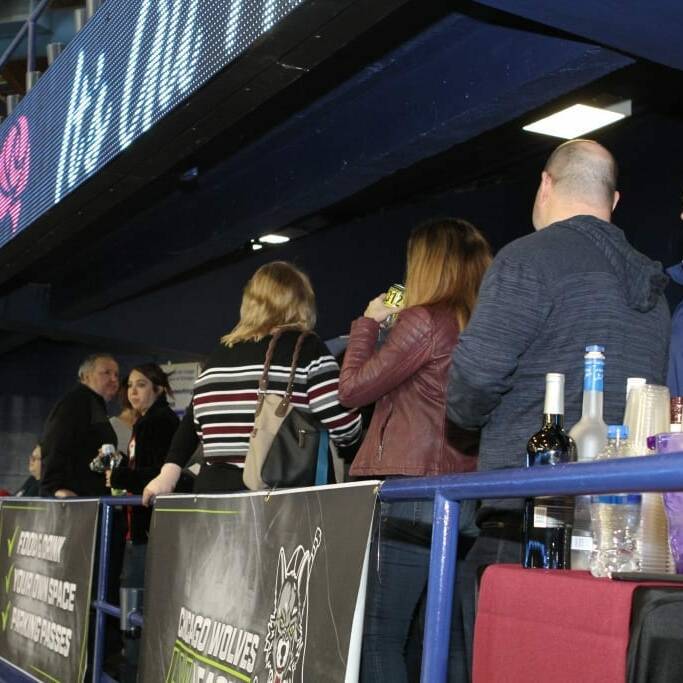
left=0, top=498, right=99, bottom=683
left=140, top=482, right=378, bottom=682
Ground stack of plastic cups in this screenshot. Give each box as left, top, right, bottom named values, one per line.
left=648, top=431, right=683, bottom=573
left=624, top=384, right=674, bottom=574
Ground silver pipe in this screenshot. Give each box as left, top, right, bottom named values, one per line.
left=74, top=7, right=87, bottom=32
left=26, top=71, right=41, bottom=92
left=86, top=0, right=102, bottom=20
left=47, top=42, right=64, bottom=66
left=6, top=95, right=21, bottom=116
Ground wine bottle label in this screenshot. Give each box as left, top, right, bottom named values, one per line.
left=570, top=534, right=594, bottom=551
left=533, top=497, right=573, bottom=528
left=533, top=506, right=564, bottom=529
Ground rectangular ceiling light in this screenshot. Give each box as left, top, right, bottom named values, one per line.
left=523, top=101, right=631, bottom=139
left=259, top=233, right=290, bottom=244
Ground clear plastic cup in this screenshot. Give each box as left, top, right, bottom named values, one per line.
left=650, top=432, right=683, bottom=574
left=624, top=385, right=670, bottom=455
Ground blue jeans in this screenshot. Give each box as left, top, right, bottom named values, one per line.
left=360, top=500, right=476, bottom=683
left=450, top=534, right=522, bottom=683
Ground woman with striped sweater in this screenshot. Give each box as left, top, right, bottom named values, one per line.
left=142, top=261, right=361, bottom=501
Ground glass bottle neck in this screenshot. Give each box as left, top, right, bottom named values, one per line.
left=542, top=414, right=564, bottom=428
left=581, top=389, right=604, bottom=420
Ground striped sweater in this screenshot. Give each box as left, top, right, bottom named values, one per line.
left=166, top=331, right=361, bottom=467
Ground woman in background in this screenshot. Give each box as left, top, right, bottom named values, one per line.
left=107, top=363, right=179, bottom=683
left=109, top=379, right=137, bottom=455
left=339, top=218, right=491, bottom=682
left=143, top=261, right=362, bottom=500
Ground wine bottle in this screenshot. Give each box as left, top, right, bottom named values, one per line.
left=522, top=373, right=577, bottom=569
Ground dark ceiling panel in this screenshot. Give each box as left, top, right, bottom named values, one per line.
left=51, top=12, right=631, bottom=317
left=474, top=0, right=683, bottom=70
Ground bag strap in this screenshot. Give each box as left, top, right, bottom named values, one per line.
left=314, top=430, right=329, bottom=486
left=255, top=329, right=312, bottom=418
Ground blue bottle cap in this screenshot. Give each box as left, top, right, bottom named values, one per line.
left=585, top=344, right=605, bottom=353
left=607, top=424, right=628, bottom=439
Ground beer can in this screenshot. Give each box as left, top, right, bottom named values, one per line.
left=382, top=283, right=405, bottom=328
left=383, top=283, right=405, bottom=309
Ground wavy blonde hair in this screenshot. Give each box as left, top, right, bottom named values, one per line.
left=221, top=261, right=317, bottom=346
left=403, top=218, right=492, bottom=329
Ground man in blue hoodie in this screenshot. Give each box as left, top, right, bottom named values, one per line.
left=446, top=139, right=670, bottom=681
left=667, top=203, right=683, bottom=396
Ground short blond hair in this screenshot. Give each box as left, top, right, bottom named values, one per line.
left=221, top=262, right=317, bottom=347
left=404, top=218, right=491, bottom=329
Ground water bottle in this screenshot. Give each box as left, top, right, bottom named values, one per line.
left=101, top=443, right=116, bottom=470
left=570, top=345, right=608, bottom=569
left=589, top=425, right=642, bottom=577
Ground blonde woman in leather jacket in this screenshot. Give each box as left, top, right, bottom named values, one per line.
left=339, top=217, right=491, bottom=683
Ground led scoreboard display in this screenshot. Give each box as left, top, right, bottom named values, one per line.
left=0, top=0, right=307, bottom=251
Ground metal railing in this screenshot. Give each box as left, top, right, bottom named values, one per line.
left=379, top=452, right=683, bottom=683
left=1, top=453, right=682, bottom=682
left=92, top=496, right=144, bottom=683
left=0, top=0, right=53, bottom=75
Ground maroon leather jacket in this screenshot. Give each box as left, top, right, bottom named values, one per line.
left=340, top=304, right=477, bottom=477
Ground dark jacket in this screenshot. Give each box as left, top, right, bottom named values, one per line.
left=40, top=384, right=116, bottom=497
left=447, top=215, right=670, bottom=511
left=110, top=396, right=179, bottom=543
left=340, top=304, right=477, bottom=477
left=15, top=476, right=40, bottom=497
left=666, top=261, right=683, bottom=395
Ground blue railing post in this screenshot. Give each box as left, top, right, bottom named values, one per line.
left=422, top=493, right=460, bottom=683
left=92, top=500, right=113, bottom=682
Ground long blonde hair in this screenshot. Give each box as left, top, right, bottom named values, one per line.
left=221, top=261, right=317, bottom=346
left=403, top=218, right=491, bottom=329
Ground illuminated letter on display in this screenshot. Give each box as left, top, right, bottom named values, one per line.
left=54, top=51, right=112, bottom=203
left=120, top=0, right=203, bottom=150
left=225, top=0, right=244, bottom=57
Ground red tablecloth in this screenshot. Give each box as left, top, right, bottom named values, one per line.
left=473, top=564, right=682, bottom=683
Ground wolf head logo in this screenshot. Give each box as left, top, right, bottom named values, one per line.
left=264, top=528, right=321, bottom=683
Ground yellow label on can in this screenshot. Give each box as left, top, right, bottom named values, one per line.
left=384, top=284, right=405, bottom=309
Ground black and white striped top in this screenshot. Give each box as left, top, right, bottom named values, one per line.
left=166, top=331, right=361, bottom=467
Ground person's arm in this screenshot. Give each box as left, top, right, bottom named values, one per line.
left=447, top=255, right=550, bottom=429
left=40, top=397, right=82, bottom=497
left=142, top=408, right=196, bottom=506
left=164, top=407, right=199, bottom=468
left=667, top=303, right=683, bottom=395
left=141, top=464, right=182, bottom=506
left=339, top=306, right=433, bottom=408
left=305, top=340, right=362, bottom=446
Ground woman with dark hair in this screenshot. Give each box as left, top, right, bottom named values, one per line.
left=143, top=260, right=362, bottom=500
left=107, top=363, right=179, bottom=682
left=108, top=364, right=179, bottom=512
left=339, top=217, right=492, bottom=682
left=109, top=377, right=137, bottom=455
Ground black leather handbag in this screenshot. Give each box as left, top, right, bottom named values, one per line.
left=261, top=405, right=322, bottom=488
left=243, top=330, right=324, bottom=490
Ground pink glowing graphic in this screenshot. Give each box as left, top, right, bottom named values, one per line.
left=0, top=115, right=31, bottom=234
